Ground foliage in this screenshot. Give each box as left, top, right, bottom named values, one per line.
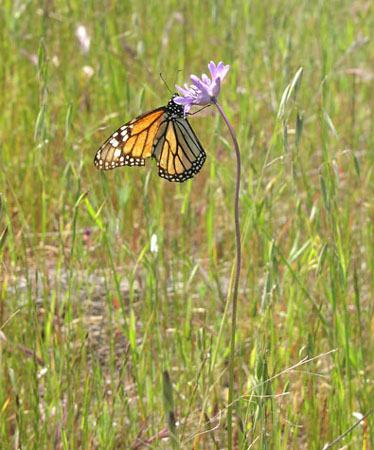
left=1, top=0, right=374, bottom=448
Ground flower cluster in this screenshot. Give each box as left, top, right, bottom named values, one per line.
left=174, top=61, right=230, bottom=116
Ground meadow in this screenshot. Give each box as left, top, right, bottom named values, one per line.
left=1, top=0, right=374, bottom=448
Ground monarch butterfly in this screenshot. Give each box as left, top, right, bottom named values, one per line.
left=94, top=94, right=206, bottom=182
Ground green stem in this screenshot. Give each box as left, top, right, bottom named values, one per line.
left=213, top=99, right=241, bottom=449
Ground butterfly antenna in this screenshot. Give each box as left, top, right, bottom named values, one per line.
left=160, top=73, right=173, bottom=95
left=174, top=69, right=182, bottom=86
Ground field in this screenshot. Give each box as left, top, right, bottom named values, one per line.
left=1, top=0, right=374, bottom=448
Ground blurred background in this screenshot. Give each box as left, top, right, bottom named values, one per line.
left=1, top=0, right=374, bottom=448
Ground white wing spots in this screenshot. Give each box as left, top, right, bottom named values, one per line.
left=117, top=126, right=129, bottom=142
left=94, top=122, right=147, bottom=170
left=125, top=154, right=143, bottom=166
left=157, top=156, right=206, bottom=182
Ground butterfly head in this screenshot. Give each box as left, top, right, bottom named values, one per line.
left=166, top=94, right=184, bottom=118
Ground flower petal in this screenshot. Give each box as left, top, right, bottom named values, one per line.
left=173, top=96, right=193, bottom=105
left=190, top=75, right=207, bottom=91
left=211, top=77, right=221, bottom=97
left=216, top=63, right=230, bottom=81
left=184, top=104, right=191, bottom=115
left=175, top=84, right=191, bottom=97
left=208, top=61, right=217, bottom=80
left=202, top=73, right=211, bottom=84
left=190, top=74, right=208, bottom=93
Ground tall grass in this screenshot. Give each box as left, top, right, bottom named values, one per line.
left=1, top=0, right=374, bottom=448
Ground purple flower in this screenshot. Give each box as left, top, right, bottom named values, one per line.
left=174, top=61, right=230, bottom=116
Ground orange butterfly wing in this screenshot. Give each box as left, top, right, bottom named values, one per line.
left=153, top=118, right=206, bottom=182
left=94, top=108, right=166, bottom=170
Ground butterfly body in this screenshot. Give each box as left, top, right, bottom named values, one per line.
left=94, top=95, right=206, bottom=182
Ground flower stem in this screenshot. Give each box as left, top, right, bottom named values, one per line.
left=213, top=99, right=241, bottom=450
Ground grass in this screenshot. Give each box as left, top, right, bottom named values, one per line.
left=1, top=0, right=374, bottom=448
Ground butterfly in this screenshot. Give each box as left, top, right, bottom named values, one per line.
left=94, top=94, right=206, bottom=182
